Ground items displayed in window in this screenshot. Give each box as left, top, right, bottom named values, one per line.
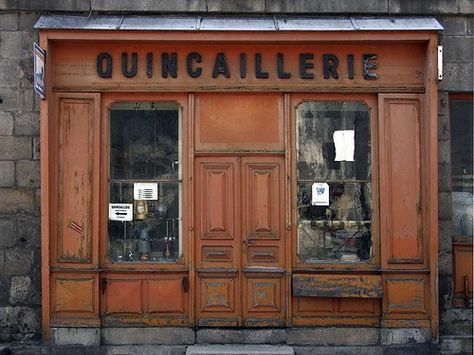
left=296, top=101, right=372, bottom=262
left=107, top=102, right=182, bottom=263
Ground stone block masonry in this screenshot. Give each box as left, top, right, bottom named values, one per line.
left=0, top=10, right=42, bottom=344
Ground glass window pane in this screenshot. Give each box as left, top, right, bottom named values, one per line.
left=110, top=103, right=179, bottom=180
left=108, top=102, right=182, bottom=263
left=450, top=99, right=473, bottom=236
left=297, top=101, right=371, bottom=181
left=297, top=182, right=372, bottom=262
left=108, top=182, right=181, bottom=263
left=296, top=101, right=372, bottom=263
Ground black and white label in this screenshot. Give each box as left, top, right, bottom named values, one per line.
left=109, top=203, right=133, bottom=221
left=134, top=183, right=158, bottom=200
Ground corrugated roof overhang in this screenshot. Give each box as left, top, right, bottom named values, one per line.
left=34, top=15, right=443, bottom=31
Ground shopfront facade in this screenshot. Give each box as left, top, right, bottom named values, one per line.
left=33, top=16, right=444, bottom=348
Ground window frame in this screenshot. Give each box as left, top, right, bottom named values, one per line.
left=99, top=93, right=190, bottom=271
left=290, top=93, right=379, bottom=271
left=449, top=93, right=474, bottom=243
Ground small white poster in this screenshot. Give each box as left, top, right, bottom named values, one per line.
left=312, top=182, right=330, bottom=206
left=333, top=130, right=355, bottom=162
left=33, top=43, right=46, bottom=99
left=109, top=203, right=133, bottom=221
left=134, top=183, right=158, bottom=200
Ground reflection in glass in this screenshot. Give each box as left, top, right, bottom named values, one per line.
left=108, top=183, right=181, bottom=262
left=110, top=103, right=179, bottom=180
left=108, top=102, right=182, bottom=263
left=450, top=99, right=473, bottom=236
left=297, top=101, right=370, bottom=181
left=296, top=101, right=372, bottom=263
left=297, top=182, right=372, bottom=262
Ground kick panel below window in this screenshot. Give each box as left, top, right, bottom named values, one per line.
left=108, top=102, right=182, bottom=263
left=296, top=101, right=372, bottom=263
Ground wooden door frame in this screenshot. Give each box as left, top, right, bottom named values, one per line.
left=99, top=92, right=191, bottom=272
left=99, top=93, right=193, bottom=326
left=193, top=155, right=287, bottom=327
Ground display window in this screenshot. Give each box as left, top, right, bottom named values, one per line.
left=296, top=101, right=372, bottom=263
left=449, top=94, right=473, bottom=307
left=107, top=102, right=183, bottom=263
left=450, top=96, right=473, bottom=238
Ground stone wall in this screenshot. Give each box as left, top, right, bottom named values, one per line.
left=0, top=11, right=42, bottom=343
left=437, top=13, right=473, bottom=354
left=0, top=0, right=472, bottom=347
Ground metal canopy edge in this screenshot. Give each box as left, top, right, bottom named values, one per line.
left=34, top=15, right=443, bottom=31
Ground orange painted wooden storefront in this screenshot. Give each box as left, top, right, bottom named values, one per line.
left=39, top=28, right=439, bottom=340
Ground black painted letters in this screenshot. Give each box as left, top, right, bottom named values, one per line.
left=96, top=51, right=379, bottom=81
left=162, top=53, right=178, bottom=78
left=187, top=52, right=202, bottom=78
left=255, top=53, right=269, bottom=79
left=97, top=52, right=112, bottom=78
left=323, top=54, right=339, bottom=79
left=363, top=54, right=378, bottom=80
left=277, top=53, right=291, bottom=79
left=146, top=53, right=153, bottom=78
left=212, top=52, right=230, bottom=78
left=299, top=53, right=314, bottom=79
left=121, top=52, right=137, bottom=78
left=348, top=54, right=354, bottom=80
left=240, top=53, right=247, bottom=79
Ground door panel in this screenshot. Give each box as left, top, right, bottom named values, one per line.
left=197, top=271, right=240, bottom=326
left=53, top=93, right=100, bottom=267
left=379, top=95, right=424, bottom=266
left=199, top=160, right=238, bottom=241
left=242, top=158, right=285, bottom=268
left=243, top=159, right=282, bottom=241
left=200, top=277, right=236, bottom=312
left=195, top=158, right=241, bottom=325
left=195, top=156, right=286, bottom=327
left=242, top=157, right=286, bottom=326
left=196, top=158, right=240, bottom=270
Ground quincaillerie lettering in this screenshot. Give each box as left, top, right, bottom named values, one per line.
left=97, top=52, right=378, bottom=80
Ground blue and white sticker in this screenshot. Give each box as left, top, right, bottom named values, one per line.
left=311, top=182, right=329, bottom=206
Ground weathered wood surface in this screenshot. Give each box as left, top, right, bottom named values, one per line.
left=292, top=274, right=383, bottom=298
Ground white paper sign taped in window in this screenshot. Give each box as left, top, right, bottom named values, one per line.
left=134, top=183, right=158, bottom=200
left=312, top=182, right=330, bottom=206
left=109, top=203, right=133, bottom=221
left=333, top=130, right=355, bottom=162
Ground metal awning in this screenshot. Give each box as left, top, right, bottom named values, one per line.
left=34, top=15, right=443, bottom=31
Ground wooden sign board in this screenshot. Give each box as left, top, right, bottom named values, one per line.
left=52, top=42, right=425, bottom=92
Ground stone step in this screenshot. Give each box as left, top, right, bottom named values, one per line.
left=186, top=345, right=295, bottom=355
left=440, top=335, right=473, bottom=355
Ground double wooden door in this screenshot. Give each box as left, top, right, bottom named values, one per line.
left=195, top=156, right=286, bottom=327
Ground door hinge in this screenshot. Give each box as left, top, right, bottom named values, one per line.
left=182, top=276, right=189, bottom=293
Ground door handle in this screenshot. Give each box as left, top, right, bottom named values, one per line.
left=243, top=239, right=256, bottom=246
left=182, top=277, right=189, bottom=293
